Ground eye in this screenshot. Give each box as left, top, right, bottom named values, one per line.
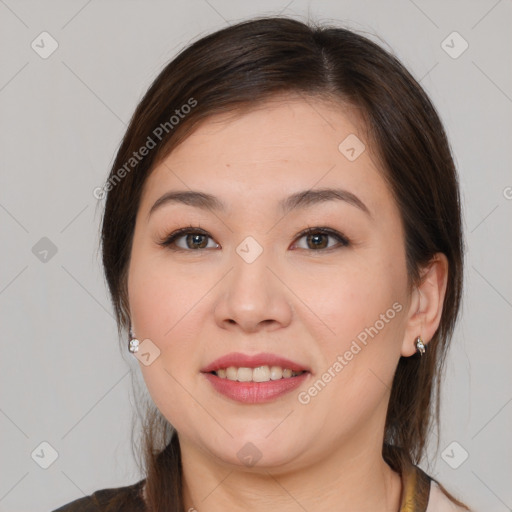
left=158, top=227, right=219, bottom=251
left=291, top=226, right=349, bottom=251
left=157, top=226, right=349, bottom=252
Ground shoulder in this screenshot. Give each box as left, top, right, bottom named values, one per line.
left=52, top=479, right=146, bottom=512
left=426, top=479, right=470, bottom=512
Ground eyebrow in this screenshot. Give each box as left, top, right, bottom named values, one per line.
left=147, top=187, right=371, bottom=219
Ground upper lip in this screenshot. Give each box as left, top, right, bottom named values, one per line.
left=201, top=352, right=310, bottom=373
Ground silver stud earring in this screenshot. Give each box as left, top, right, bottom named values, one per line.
left=415, top=336, right=426, bottom=356
left=128, top=327, right=139, bottom=353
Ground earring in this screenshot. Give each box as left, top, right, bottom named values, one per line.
left=415, top=336, right=426, bottom=356
left=128, top=326, right=139, bottom=353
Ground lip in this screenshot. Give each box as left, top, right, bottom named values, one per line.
left=203, top=371, right=310, bottom=404
left=201, top=352, right=310, bottom=373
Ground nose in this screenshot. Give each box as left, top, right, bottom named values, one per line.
left=213, top=243, right=293, bottom=333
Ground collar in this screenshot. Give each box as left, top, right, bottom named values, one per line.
left=399, top=463, right=432, bottom=511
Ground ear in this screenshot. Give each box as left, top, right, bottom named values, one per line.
left=401, top=253, right=449, bottom=357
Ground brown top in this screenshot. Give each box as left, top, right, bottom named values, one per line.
left=52, top=478, right=146, bottom=512
left=52, top=464, right=433, bottom=512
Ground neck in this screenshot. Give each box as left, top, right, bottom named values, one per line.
left=179, top=437, right=402, bottom=512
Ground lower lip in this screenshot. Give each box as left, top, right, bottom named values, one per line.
left=202, top=372, right=309, bottom=404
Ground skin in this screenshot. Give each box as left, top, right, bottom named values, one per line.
left=127, top=94, right=448, bottom=511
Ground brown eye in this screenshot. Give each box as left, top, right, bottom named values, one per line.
left=293, top=227, right=349, bottom=251
left=159, top=228, right=219, bottom=250
left=158, top=226, right=349, bottom=252
left=306, top=233, right=328, bottom=249
left=184, top=233, right=209, bottom=249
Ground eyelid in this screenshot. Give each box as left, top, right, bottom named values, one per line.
left=158, top=226, right=219, bottom=250
left=290, top=226, right=349, bottom=249
left=157, top=226, right=350, bottom=251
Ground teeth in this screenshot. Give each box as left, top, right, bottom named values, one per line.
left=237, top=367, right=253, bottom=382
left=226, top=367, right=238, bottom=380
left=214, top=365, right=305, bottom=382
left=270, top=366, right=283, bottom=380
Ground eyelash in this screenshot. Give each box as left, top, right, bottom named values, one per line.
left=157, top=225, right=350, bottom=252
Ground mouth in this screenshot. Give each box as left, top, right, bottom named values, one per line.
left=208, top=366, right=307, bottom=382
left=200, top=352, right=311, bottom=403
left=201, top=352, right=310, bottom=376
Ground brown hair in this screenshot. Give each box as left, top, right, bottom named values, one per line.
left=100, top=16, right=468, bottom=511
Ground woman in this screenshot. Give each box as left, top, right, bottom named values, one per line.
left=54, top=16, right=471, bottom=512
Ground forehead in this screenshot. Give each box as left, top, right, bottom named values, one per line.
left=166, top=96, right=367, bottom=165
left=140, top=96, right=391, bottom=216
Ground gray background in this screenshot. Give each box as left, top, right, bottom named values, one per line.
left=0, top=1, right=511, bottom=511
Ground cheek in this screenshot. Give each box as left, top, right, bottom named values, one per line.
left=128, top=244, right=198, bottom=339
left=291, top=247, right=407, bottom=405
left=128, top=248, right=209, bottom=432
left=296, top=262, right=406, bottom=437
left=290, top=257, right=400, bottom=343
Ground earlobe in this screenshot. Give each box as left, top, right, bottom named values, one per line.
left=400, top=253, right=449, bottom=357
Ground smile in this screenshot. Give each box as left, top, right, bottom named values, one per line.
left=212, top=365, right=306, bottom=382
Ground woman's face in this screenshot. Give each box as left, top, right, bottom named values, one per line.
left=128, top=96, right=416, bottom=471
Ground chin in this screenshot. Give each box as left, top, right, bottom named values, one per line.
left=208, top=434, right=305, bottom=471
